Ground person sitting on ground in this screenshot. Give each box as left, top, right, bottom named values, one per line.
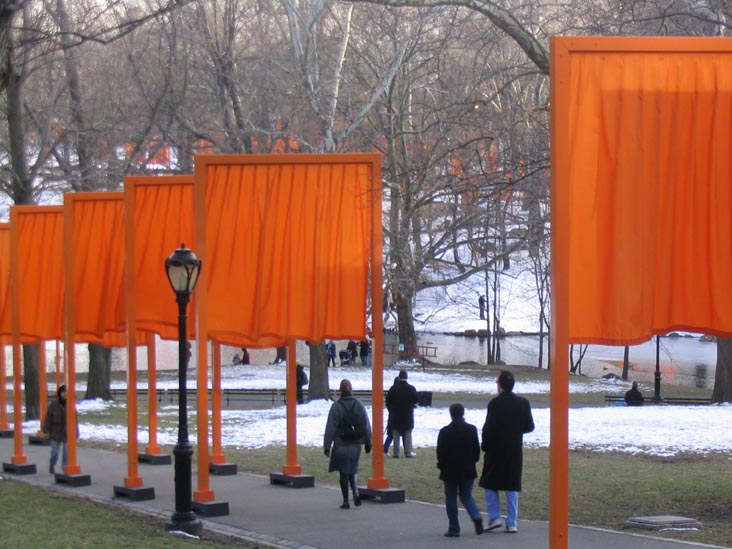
left=232, top=352, right=241, bottom=365
left=624, top=381, right=644, bottom=406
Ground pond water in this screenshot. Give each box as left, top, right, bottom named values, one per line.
left=33, top=332, right=716, bottom=391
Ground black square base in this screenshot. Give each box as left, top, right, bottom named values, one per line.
left=138, top=453, right=172, bottom=465
left=28, top=435, right=51, bottom=446
left=113, top=484, right=156, bottom=501
left=55, top=472, right=92, bottom=487
left=191, top=500, right=229, bottom=517
left=209, top=462, right=237, bottom=475
left=269, top=472, right=315, bottom=488
left=0, top=429, right=13, bottom=438
left=358, top=486, right=406, bottom=503
left=2, top=462, right=37, bottom=475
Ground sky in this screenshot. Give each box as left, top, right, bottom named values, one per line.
left=15, top=363, right=730, bottom=458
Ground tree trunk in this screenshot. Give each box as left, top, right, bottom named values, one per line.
left=308, top=342, right=330, bottom=400
left=22, top=344, right=39, bottom=420
left=394, top=291, right=416, bottom=353
left=712, top=338, right=732, bottom=403
left=85, top=344, right=111, bottom=400
left=622, top=346, right=630, bottom=380
left=275, top=346, right=286, bottom=363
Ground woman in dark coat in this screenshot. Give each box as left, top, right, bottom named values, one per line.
left=324, top=379, right=372, bottom=509
left=479, top=370, right=534, bottom=533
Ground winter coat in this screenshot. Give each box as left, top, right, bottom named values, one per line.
left=42, top=398, right=67, bottom=443
left=324, top=395, right=373, bottom=474
left=624, top=387, right=644, bottom=406
left=326, top=343, right=336, bottom=358
left=385, top=380, right=418, bottom=432
left=359, top=339, right=370, bottom=357
left=296, top=366, right=308, bottom=388
left=479, top=391, right=534, bottom=492
left=436, top=418, right=480, bottom=483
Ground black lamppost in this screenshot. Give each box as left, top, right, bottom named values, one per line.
left=652, top=335, right=663, bottom=402
left=164, top=243, right=202, bottom=535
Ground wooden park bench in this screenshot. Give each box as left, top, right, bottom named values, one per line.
left=604, top=395, right=712, bottom=406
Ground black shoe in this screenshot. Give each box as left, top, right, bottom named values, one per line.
left=473, top=517, right=484, bottom=535
left=353, top=495, right=362, bottom=507
left=444, top=531, right=460, bottom=538
left=49, top=464, right=54, bottom=474
left=340, top=502, right=350, bottom=509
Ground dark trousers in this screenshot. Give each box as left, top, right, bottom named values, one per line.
left=444, top=478, right=481, bottom=534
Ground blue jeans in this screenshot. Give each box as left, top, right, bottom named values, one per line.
left=444, top=479, right=481, bottom=534
left=485, top=489, right=519, bottom=528
left=50, top=439, right=68, bottom=467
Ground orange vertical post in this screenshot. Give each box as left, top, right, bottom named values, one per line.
left=282, top=339, right=301, bottom=475
left=210, top=340, right=225, bottom=464
left=62, top=205, right=81, bottom=476
left=9, top=214, right=27, bottom=465
left=123, top=186, right=143, bottom=487
left=367, top=158, right=388, bottom=490
left=36, top=342, right=48, bottom=437
left=0, top=346, right=9, bottom=431
left=193, top=163, right=214, bottom=503
left=145, top=332, right=161, bottom=455
left=54, top=340, right=61, bottom=389
left=9, top=341, right=25, bottom=465
left=549, top=36, right=570, bottom=549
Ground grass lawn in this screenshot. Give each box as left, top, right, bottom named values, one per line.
left=0, top=478, right=255, bottom=548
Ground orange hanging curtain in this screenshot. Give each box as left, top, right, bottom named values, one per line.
left=564, top=39, right=732, bottom=345
left=123, top=176, right=195, bottom=340
left=64, top=193, right=135, bottom=346
left=9, top=207, right=65, bottom=343
left=0, top=224, right=11, bottom=344
left=197, top=155, right=374, bottom=347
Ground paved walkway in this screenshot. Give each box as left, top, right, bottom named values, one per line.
left=1, top=437, right=725, bottom=548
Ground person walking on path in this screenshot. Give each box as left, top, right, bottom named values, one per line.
left=479, top=370, right=534, bottom=534
left=42, top=385, right=72, bottom=474
left=478, top=294, right=486, bottom=320
left=326, top=340, right=337, bottom=368
left=296, top=364, right=309, bottom=404
left=437, top=403, right=484, bottom=538
left=624, top=381, right=644, bottom=406
left=324, top=379, right=372, bottom=509
left=385, top=369, right=418, bottom=458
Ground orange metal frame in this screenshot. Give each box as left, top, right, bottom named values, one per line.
left=63, top=192, right=124, bottom=475
left=193, top=153, right=386, bottom=499
left=9, top=206, right=64, bottom=466
left=550, top=36, right=732, bottom=549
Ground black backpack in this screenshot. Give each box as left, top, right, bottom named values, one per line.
left=338, top=400, right=364, bottom=442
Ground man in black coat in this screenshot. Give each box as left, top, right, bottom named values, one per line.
left=437, top=403, right=484, bottom=538
left=624, top=381, right=644, bottom=406
left=479, top=370, right=534, bottom=534
left=385, top=369, right=418, bottom=458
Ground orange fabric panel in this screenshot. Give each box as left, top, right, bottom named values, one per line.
left=198, top=156, right=375, bottom=347
left=0, top=224, right=10, bottom=343
left=65, top=194, right=129, bottom=346
left=10, top=208, right=65, bottom=343
left=124, top=177, right=195, bottom=339
left=565, top=42, right=732, bottom=343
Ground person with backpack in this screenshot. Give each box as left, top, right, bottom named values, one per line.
left=324, top=379, right=372, bottom=509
